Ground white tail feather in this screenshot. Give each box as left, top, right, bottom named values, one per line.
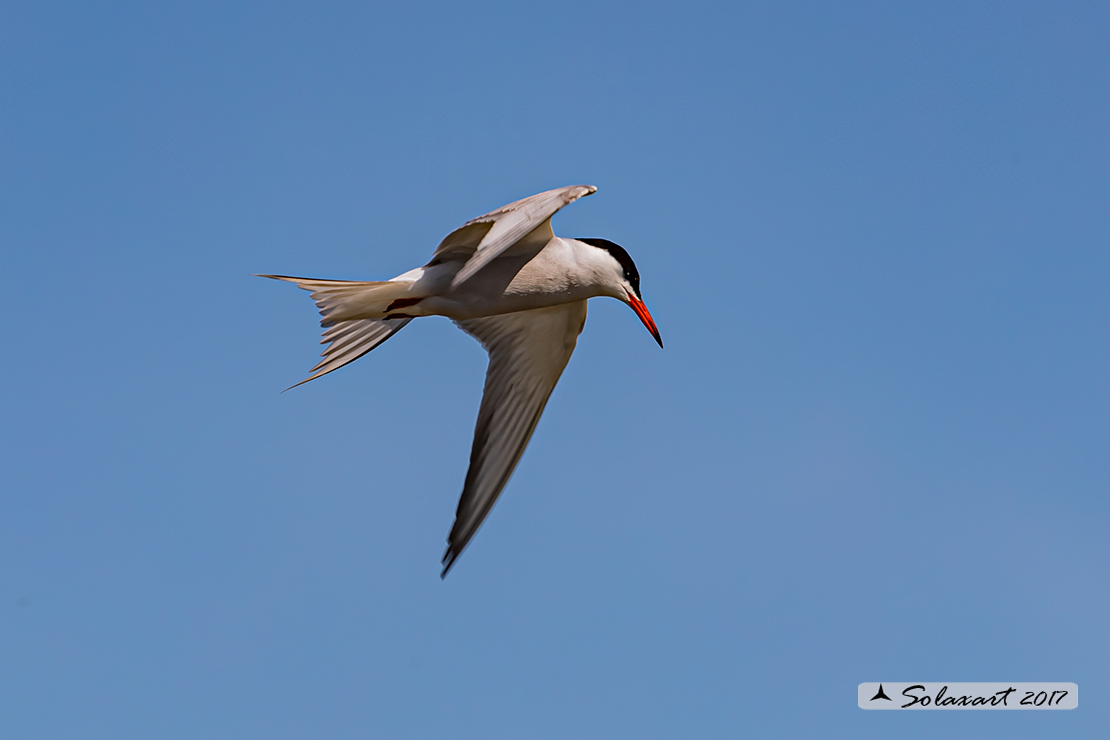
left=258, top=274, right=417, bottom=388
left=257, top=274, right=416, bottom=325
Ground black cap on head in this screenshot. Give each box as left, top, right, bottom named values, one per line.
left=577, top=238, right=642, bottom=298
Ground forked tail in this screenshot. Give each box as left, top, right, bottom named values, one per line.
left=258, top=274, right=417, bottom=389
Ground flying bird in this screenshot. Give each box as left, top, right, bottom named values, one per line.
left=260, top=185, right=662, bottom=576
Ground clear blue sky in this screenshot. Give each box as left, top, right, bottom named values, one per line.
left=2, top=2, right=1107, bottom=737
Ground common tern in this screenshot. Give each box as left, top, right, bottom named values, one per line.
left=260, top=185, right=661, bottom=576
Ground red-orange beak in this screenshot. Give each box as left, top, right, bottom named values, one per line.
left=627, top=293, right=663, bottom=348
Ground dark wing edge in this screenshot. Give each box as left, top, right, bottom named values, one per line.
left=441, top=301, right=589, bottom=577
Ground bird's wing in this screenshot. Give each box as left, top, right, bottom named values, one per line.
left=442, top=300, right=589, bottom=576
left=429, top=185, right=597, bottom=287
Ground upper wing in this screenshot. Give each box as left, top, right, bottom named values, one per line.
left=442, top=301, right=589, bottom=577
left=429, top=185, right=597, bottom=288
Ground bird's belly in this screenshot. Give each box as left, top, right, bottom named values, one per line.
left=418, top=253, right=590, bottom=319
left=422, top=287, right=585, bottom=320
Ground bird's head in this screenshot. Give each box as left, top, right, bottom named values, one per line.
left=577, top=238, right=663, bottom=348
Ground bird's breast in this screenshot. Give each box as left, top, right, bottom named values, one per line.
left=424, top=242, right=601, bottom=320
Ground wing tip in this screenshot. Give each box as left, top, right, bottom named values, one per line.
left=450, top=185, right=597, bottom=289
left=440, top=546, right=460, bottom=579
